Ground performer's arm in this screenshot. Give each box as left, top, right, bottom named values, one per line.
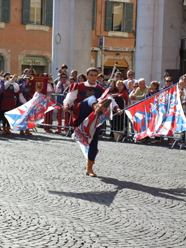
left=13, top=83, right=20, bottom=93
left=19, top=92, right=27, bottom=104
left=110, top=95, right=123, bottom=115
left=63, top=89, right=78, bottom=110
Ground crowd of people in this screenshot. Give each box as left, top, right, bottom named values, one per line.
left=1, top=64, right=186, bottom=145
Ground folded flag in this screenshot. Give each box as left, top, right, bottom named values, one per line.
left=125, top=84, right=186, bottom=141
left=0, top=80, right=5, bottom=92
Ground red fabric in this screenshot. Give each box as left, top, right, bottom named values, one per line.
left=44, top=110, right=53, bottom=130
left=118, top=89, right=129, bottom=104
left=1, top=86, right=18, bottom=111
left=56, top=109, right=69, bottom=131
left=69, top=82, right=103, bottom=127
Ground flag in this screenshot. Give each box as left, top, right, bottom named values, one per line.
left=5, top=92, right=55, bottom=131
left=72, top=105, right=111, bottom=159
left=44, top=102, right=62, bottom=114
left=0, top=80, right=5, bottom=92
left=125, top=84, right=186, bottom=141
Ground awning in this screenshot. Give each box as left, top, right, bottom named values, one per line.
left=104, top=59, right=128, bottom=67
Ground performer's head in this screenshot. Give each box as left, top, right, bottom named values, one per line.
left=86, top=67, right=98, bottom=85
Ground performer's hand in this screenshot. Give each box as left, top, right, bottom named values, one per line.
left=130, top=95, right=135, bottom=100
left=0, top=70, right=4, bottom=76
left=11, top=74, right=18, bottom=82
left=63, top=104, right=69, bottom=112
left=116, top=108, right=123, bottom=115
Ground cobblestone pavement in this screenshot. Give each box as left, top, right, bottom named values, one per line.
left=0, top=127, right=186, bottom=248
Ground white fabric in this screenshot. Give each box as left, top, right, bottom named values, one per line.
left=55, top=80, right=70, bottom=93
left=123, top=79, right=138, bottom=90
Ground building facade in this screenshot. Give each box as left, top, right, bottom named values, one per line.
left=0, top=0, right=53, bottom=75
left=1, top=0, right=186, bottom=82
left=91, top=0, right=137, bottom=78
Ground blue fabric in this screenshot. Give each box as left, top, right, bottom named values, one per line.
left=77, top=95, right=99, bottom=161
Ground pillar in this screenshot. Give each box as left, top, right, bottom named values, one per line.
left=135, top=0, right=182, bottom=84
left=52, top=0, right=93, bottom=78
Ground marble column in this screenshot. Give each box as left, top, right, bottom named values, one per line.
left=52, top=0, right=93, bottom=78
left=135, top=0, right=182, bottom=84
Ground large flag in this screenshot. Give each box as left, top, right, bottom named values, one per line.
left=72, top=103, right=112, bottom=159
left=5, top=92, right=56, bottom=131
left=125, top=84, right=186, bottom=141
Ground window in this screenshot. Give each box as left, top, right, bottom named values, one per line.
left=22, top=0, right=53, bottom=26
left=0, top=0, right=11, bottom=23
left=105, top=1, right=133, bottom=32
left=30, top=0, right=42, bottom=25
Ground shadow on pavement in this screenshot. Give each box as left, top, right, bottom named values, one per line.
left=99, top=176, right=186, bottom=202
left=0, top=133, right=75, bottom=143
left=48, top=190, right=118, bottom=207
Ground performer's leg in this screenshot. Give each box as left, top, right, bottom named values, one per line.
left=86, top=128, right=99, bottom=177
left=64, top=111, right=69, bottom=132
left=56, top=109, right=62, bottom=133
left=77, top=95, right=97, bottom=124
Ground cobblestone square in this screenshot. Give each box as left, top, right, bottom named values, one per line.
left=0, top=128, right=186, bottom=248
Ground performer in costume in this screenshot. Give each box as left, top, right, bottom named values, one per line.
left=1, top=73, right=24, bottom=134
left=63, top=67, right=122, bottom=177
left=18, top=75, right=33, bottom=135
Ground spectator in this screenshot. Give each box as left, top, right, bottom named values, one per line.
left=112, top=80, right=128, bottom=137
left=179, top=80, right=186, bottom=114
left=129, top=82, right=139, bottom=105
left=163, top=76, right=173, bottom=89
left=127, top=79, right=134, bottom=94
left=115, top=71, right=122, bottom=82
left=147, top=81, right=159, bottom=96
left=77, top=73, right=86, bottom=83
left=70, top=69, right=78, bottom=83
left=55, top=73, right=70, bottom=134
left=97, top=73, right=107, bottom=87
left=159, top=71, right=169, bottom=89
left=97, top=67, right=102, bottom=74
left=123, top=70, right=138, bottom=90
left=44, top=75, right=55, bottom=133
left=130, top=78, right=149, bottom=101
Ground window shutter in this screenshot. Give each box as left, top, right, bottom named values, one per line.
left=22, top=0, right=30, bottom=25
left=124, top=3, right=133, bottom=33
left=1, top=0, right=11, bottom=23
left=46, top=0, right=53, bottom=26
left=105, top=1, right=113, bottom=31
left=92, top=0, right=96, bottom=30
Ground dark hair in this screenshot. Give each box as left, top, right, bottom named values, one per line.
left=77, top=73, right=86, bottom=82
left=60, top=73, right=67, bottom=77
left=151, top=80, right=159, bottom=90
left=61, top=64, right=68, bottom=69
left=86, top=67, right=98, bottom=75
left=97, top=73, right=104, bottom=79
left=165, top=76, right=173, bottom=82
left=69, top=77, right=75, bottom=81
